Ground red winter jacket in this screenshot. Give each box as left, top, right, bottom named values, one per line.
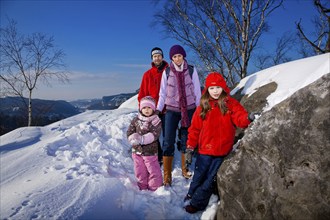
left=187, top=97, right=251, bottom=156
left=138, top=61, right=169, bottom=105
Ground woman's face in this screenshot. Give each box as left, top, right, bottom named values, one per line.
left=172, top=54, right=184, bottom=66
left=208, top=86, right=223, bottom=99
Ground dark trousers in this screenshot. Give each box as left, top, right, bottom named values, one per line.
left=157, top=113, right=165, bottom=162
left=162, top=109, right=195, bottom=156
left=188, top=154, right=224, bottom=210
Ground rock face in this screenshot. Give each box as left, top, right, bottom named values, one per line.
left=233, top=81, right=277, bottom=142
left=217, top=73, right=330, bottom=220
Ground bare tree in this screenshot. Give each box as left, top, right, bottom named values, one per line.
left=154, top=0, right=283, bottom=86
left=296, top=0, right=330, bottom=55
left=254, top=31, right=296, bottom=70
left=0, top=19, right=69, bottom=126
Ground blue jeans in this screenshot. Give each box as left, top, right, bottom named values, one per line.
left=162, top=109, right=195, bottom=156
left=188, top=154, right=225, bottom=210
left=157, top=113, right=166, bottom=162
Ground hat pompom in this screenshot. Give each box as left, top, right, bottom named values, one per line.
left=169, top=45, right=186, bottom=59
left=139, top=96, right=156, bottom=111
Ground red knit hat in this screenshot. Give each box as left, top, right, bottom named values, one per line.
left=139, top=96, right=156, bottom=111
left=205, top=72, right=230, bottom=94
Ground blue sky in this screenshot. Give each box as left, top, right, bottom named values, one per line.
left=1, top=0, right=317, bottom=101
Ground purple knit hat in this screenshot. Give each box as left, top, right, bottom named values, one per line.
left=139, top=96, right=156, bottom=111
left=169, top=45, right=186, bottom=59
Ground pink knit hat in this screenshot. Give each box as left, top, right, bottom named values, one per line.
left=139, top=96, right=156, bottom=111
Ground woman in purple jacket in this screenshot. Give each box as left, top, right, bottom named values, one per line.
left=156, top=45, right=201, bottom=186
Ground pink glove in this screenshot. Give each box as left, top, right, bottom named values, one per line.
left=128, top=133, right=143, bottom=145
left=141, top=133, right=155, bottom=145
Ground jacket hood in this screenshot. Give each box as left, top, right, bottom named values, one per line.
left=204, top=72, right=230, bottom=94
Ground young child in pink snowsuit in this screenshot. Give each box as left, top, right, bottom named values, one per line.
left=127, top=96, right=163, bottom=191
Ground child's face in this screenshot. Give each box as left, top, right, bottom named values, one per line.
left=172, top=54, right=184, bottom=66
left=208, top=86, right=223, bottom=99
left=141, top=106, right=154, bottom=117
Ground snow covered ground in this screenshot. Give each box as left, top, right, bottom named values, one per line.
left=1, top=53, right=329, bottom=220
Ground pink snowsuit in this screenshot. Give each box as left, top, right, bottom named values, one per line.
left=127, top=112, right=163, bottom=191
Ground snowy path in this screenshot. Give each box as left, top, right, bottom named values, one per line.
left=1, top=109, right=218, bottom=220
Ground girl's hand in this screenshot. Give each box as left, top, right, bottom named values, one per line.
left=185, top=148, right=194, bottom=165
left=248, top=112, right=261, bottom=122
left=128, top=133, right=143, bottom=145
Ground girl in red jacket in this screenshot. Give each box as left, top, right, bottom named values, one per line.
left=183, top=72, right=253, bottom=213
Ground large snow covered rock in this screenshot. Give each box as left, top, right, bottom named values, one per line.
left=217, top=73, right=330, bottom=219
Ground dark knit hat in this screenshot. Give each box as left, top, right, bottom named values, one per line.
left=140, top=96, right=156, bottom=111
left=151, top=47, right=163, bottom=58
left=205, top=72, right=230, bottom=94
left=169, top=45, right=186, bottom=59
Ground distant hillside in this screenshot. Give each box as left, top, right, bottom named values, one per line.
left=0, top=97, right=79, bottom=116
left=0, top=93, right=137, bottom=135
left=71, top=93, right=137, bottom=111
left=0, top=97, right=80, bottom=135
left=69, top=99, right=103, bottom=111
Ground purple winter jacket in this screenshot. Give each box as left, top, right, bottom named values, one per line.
left=157, top=60, right=201, bottom=112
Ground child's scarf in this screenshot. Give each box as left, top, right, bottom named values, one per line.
left=138, top=113, right=161, bottom=130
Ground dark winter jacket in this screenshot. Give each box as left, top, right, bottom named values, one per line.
left=187, top=97, right=250, bottom=156
left=127, top=112, right=162, bottom=156
left=138, top=61, right=169, bottom=105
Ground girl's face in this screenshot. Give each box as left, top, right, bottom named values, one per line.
left=141, top=106, right=153, bottom=117
left=208, top=86, right=223, bottom=99
left=172, top=54, right=184, bottom=66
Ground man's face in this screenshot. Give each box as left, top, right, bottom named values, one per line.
left=152, top=54, right=163, bottom=66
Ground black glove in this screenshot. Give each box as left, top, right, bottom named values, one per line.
left=248, top=112, right=261, bottom=122
left=155, top=110, right=161, bottom=116
left=185, top=148, right=194, bottom=166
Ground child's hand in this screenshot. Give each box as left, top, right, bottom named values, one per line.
left=248, top=112, right=260, bottom=122
left=141, top=133, right=155, bottom=145
left=128, top=133, right=143, bottom=145
left=185, top=148, right=194, bottom=166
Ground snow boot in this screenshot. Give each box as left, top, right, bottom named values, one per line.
left=184, top=203, right=199, bottom=214
left=163, top=156, right=173, bottom=186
